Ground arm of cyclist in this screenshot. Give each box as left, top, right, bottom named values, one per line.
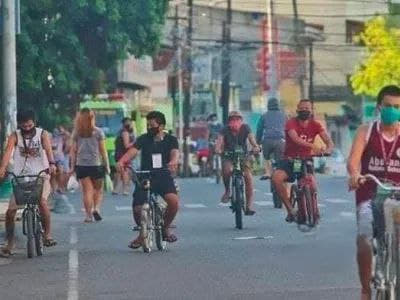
left=0, top=133, right=17, bottom=178
left=116, top=146, right=139, bottom=173
left=42, top=130, right=57, bottom=174
left=248, top=133, right=261, bottom=153
left=215, top=134, right=224, bottom=155
left=168, top=149, right=180, bottom=174
left=99, top=138, right=111, bottom=175
left=122, top=130, right=134, bottom=149
left=319, top=129, right=335, bottom=154
left=347, top=124, right=369, bottom=191
left=287, top=129, right=322, bottom=154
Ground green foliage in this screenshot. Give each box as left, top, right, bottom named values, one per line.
left=351, top=17, right=400, bottom=97
left=16, top=0, right=169, bottom=128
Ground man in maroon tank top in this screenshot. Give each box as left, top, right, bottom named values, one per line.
left=348, top=85, right=400, bottom=300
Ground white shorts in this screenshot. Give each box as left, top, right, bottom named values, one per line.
left=357, top=200, right=373, bottom=239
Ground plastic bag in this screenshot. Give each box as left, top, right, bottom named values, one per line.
left=67, top=175, right=79, bottom=191
left=104, top=174, right=114, bottom=192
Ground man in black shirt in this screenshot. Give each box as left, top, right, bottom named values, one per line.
left=216, top=111, right=260, bottom=215
left=116, top=111, right=179, bottom=248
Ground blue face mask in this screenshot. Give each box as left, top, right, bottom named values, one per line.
left=381, top=106, right=400, bottom=125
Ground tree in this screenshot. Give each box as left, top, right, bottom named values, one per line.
left=14, top=0, right=169, bottom=128
left=351, top=17, right=400, bottom=97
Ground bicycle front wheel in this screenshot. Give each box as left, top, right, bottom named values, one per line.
left=234, top=177, right=243, bottom=230
left=140, top=205, right=153, bottom=253
left=25, top=209, right=34, bottom=258
left=304, top=186, right=316, bottom=227
left=215, top=157, right=221, bottom=184
left=35, top=212, right=44, bottom=256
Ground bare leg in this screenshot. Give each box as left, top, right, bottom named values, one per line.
left=272, top=170, right=292, bottom=215
left=163, top=193, right=179, bottom=237
left=39, top=198, right=52, bottom=240
left=221, top=161, right=233, bottom=202
left=92, top=178, right=104, bottom=212
left=264, top=160, right=272, bottom=177
left=80, top=178, right=94, bottom=220
left=4, top=209, right=17, bottom=251
left=357, top=236, right=372, bottom=300
left=122, top=169, right=131, bottom=195
left=244, top=169, right=254, bottom=211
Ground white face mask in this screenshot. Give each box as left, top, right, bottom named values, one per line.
left=211, top=120, right=218, bottom=125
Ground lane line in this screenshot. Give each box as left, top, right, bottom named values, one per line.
left=68, top=226, right=79, bottom=300
left=116, top=206, right=132, bottom=211
left=233, top=236, right=274, bottom=240
left=340, top=211, right=354, bottom=218
left=184, top=204, right=207, bottom=208
left=325, top=198, right=349, bottom=204
left=65, top=197, right=76, bottom=215
left=254, top=201, right=273, bottom=207
left=264, top=192, right=273, bottom=196
left=218, top=203, right=230, bottom=207
left=318, top=203, right=327, bottom=208
left=68, top=250, right=79, bottom=300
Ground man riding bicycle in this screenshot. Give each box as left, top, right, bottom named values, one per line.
left=116, top=111, right=179, bottom=249
left=216, top=111, right=260, bottom=215
left=272, top=99, right=334, bottom=222
left=348, top=85, right=400, bottom=300
left=0, top=110, right=57, bottom=257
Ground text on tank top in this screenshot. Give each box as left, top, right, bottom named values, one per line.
left=356, top=121, right=400, bottom=205
left=13, top=128, right=49, bottom=176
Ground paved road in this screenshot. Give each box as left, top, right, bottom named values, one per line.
left=0, top=175, right=360, bottom=299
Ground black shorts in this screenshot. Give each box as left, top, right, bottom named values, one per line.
left=75, top=166, right=105, bottom=180
left=133, top=173, right=177, bottom=206
left=275, top=159, right=314, bottom=183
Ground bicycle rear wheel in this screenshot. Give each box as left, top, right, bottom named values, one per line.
left=290, top=185, right=298, bottom=209
left=215, top=157, right=221, bottom=184
left=25, top=209, right=34, bottom=258
left=35, top=211, right=44, bottom=256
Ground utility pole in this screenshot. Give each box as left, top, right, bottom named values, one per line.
left=266, top=0, right=277, bottom=104
left=171, top=5, right=179, bottom=131
left=220, top=0, right=232, bottom=125
left=291, top=0, right=305, bottom=97
left=1, top=0, right=18, bottom=155
left=183, top=0, right=193, bottom=177
left=308, top=42, right=314, bottom=101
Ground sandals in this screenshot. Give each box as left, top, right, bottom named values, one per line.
left=220, top=193, right=230, bottom=203
left=245, top=209, right=256, bottom=216
left=0, top=248, right=12, bottom=258
left=84, top=217, right=93, bottom=223
left=163, top=233, right=178, bottom=243
left=43, top=238, right=57, bottom=247
left=128, top=237, right=143, bottom=249
left=92, top=211, right=102, bottom=221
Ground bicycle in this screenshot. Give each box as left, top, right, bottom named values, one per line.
left=224, top=147, right=249, bottom=230
left=362, top=174, right=400, bottom=300
left=289, top=154, right=329, bottom=231
left=7, top=170, right=47, bottom=258
left=270, top=159, right=283, bottom=209
left=131, top=169, right=168, bottom=253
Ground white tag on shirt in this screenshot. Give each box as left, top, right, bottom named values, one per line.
left=152, top=153, right=162, bottom=169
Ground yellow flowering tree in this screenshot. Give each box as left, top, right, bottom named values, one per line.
left=351, top=17, right=400, bottom=96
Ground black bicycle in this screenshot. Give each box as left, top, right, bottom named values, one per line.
left=132, top=169, right=168, bottom=253
left=224, top=147, right=248, bottom=230
left=209, top=141, right=221, bottom=184
left=7, top=170, right=47, bottom=258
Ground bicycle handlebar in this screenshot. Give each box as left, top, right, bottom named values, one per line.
left=361, top=174, right=400, bottom=191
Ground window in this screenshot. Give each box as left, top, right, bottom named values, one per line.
left=346, top=20, right=364, bottom=45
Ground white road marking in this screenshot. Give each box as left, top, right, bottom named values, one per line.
left=218, top=203, right=230, bottom=207
left=68, top=226, right=79, bottom=300
left=184, top=204, right=207, bottom=208
left=340, top=211, right=354, bottom=218
left=253, top=189, right=259, bottom=192
left=318, top=203, right=327, bottom=208
left=254, top=201, right=273, bottom=207
left=115, top=206, right=132, bottom=211
left=325, top=198, right=349, bottom=204
left=264, top=192, right=273, bottom=196
left=65, top=198, right=76, bottom=215
left=233, top=236, right=274, bottom=240
left=70, top=227, right=78, bottom=245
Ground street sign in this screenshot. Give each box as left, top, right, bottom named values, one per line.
left=0, top=0, right=21, bottom=35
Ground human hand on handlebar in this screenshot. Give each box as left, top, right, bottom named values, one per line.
left=348, top=173, right=365, bottom=191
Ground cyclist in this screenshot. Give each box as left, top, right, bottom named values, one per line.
left=216, top=111, right=260, bottom=215
left=0, top=110, right=57, bottom=257
left=113, top=117, right=135, bottom=195
left=116, top=111, right=179, bottom=249
left=256, top=97, right=286, bottom=180
left=348, top=85, right=400, bottom=300
left=272, top=99, right=334, bottom=222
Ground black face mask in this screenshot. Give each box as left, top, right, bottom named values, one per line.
left=297, top=110, right=311, bottom=121
left=148, top=127, right=160, bottom=137
left=124, top=124, right=132, bottom=131
left=21, top=127, right=35, bottom=136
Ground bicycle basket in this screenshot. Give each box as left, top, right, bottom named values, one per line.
left=12, top=177, right=44, bottom=205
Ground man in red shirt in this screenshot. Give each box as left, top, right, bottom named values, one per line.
left=272, top=99, right=334, bottom=222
